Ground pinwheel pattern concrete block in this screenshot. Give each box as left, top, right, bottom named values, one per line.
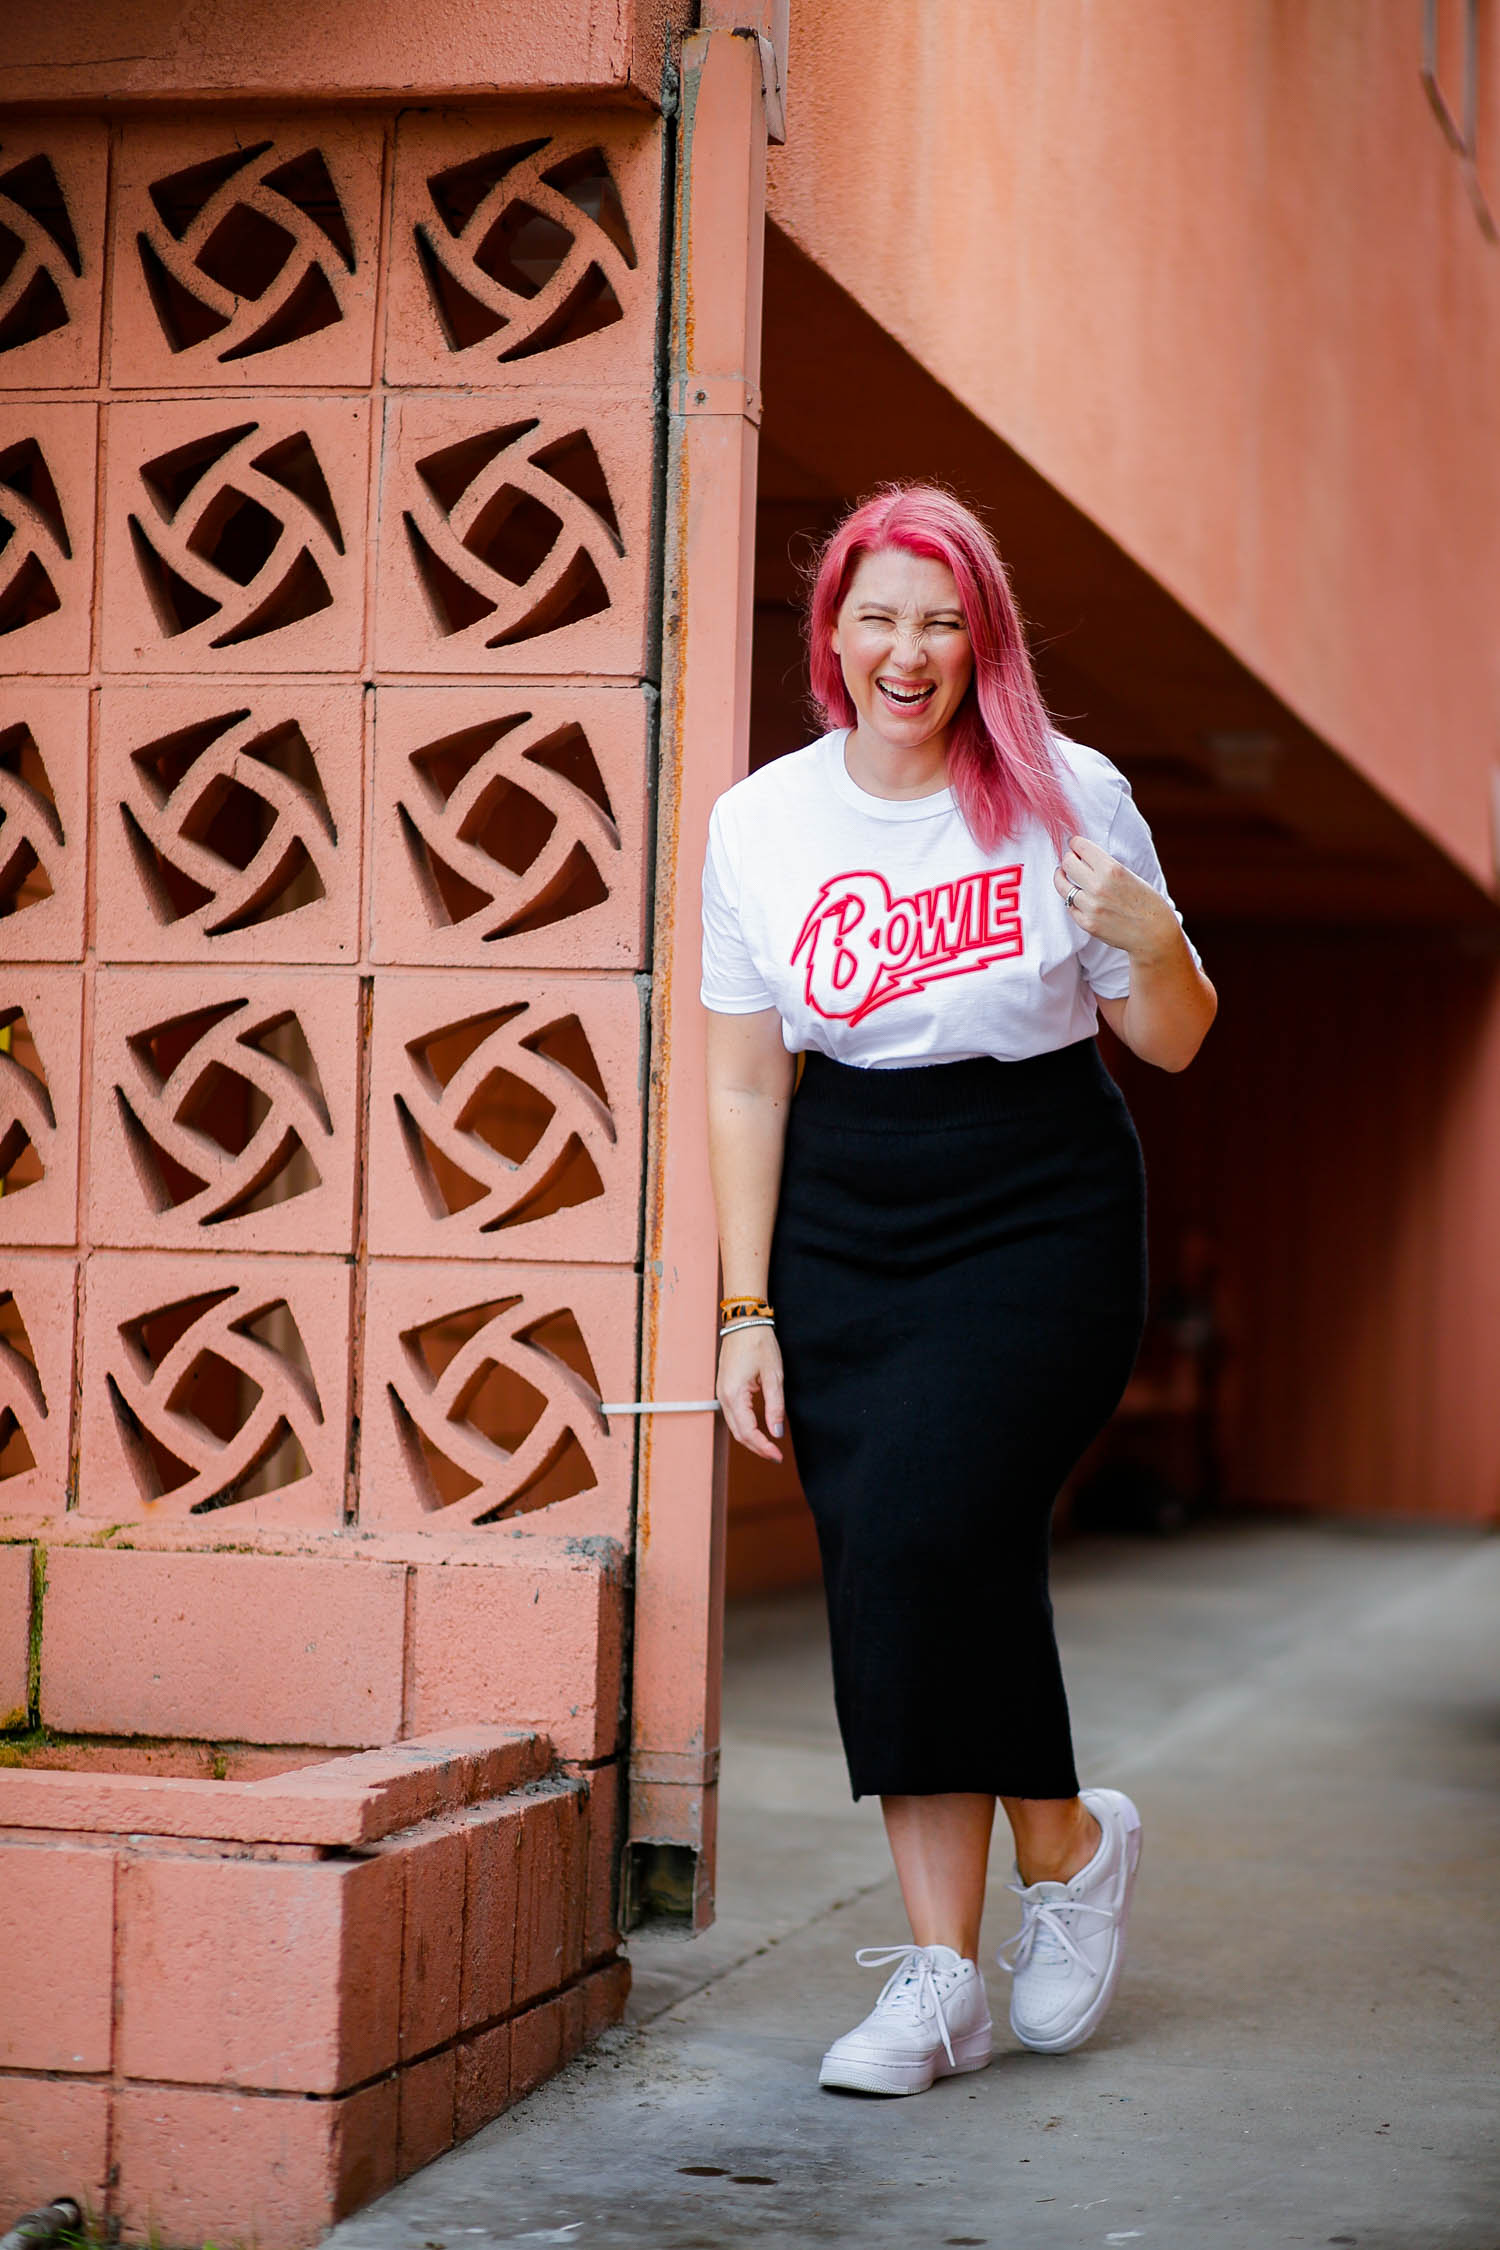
left=371, top=684, right=649, bottom=969
left=0, top=1253, right=76, bottom=1516
left=110, top=117, right=383, bottom=390
left=0, top=403, right=97, bottom=672
left=0, top=122, right=108, bottom=390
left=76, top=1254, right=354, bottom=1529
left=103, top=398, right=369, bottom=672
left=0, top=79, right=663, bottom=2243
left=359, top=1257, right=636, bottom=1538
left=366, top=971, right=644, bottom=1262
left=386, top=112, right=661, bottom=390
left=88, top=968, right=360, bottom=1252
left=0, top=969, right=84, bottom=1247
left=0, top=685, right=90, bottom=960
left=375, top=393, right=651, bottom=676
left=97, top=683, right=365, bottom=963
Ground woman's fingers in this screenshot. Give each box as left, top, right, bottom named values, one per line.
left=1055, top=861, right=1094, bottom=923
left=1056, top=842, right=1175, bottom=959
left=762, top=1358, right=785, bottom=1442
left=722, top=1382, right=782, bottom=1461
left=716, top=1334, right=785, bottom=1462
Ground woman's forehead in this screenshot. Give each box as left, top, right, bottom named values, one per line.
left=844, top=546, right=962, bottom=611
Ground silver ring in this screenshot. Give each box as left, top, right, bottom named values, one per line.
left=1066, top=883, right=1081, bottom=911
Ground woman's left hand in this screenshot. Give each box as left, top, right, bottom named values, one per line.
left=1054, top=835, right=1180, bottom=964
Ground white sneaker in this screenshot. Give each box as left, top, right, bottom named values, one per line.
left=1000, top=1786, right=1143, bottom=2054
left=818, top=1942, right=993, bottom=2095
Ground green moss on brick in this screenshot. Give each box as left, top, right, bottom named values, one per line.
left=28, top=1543, right=46, bottom=1728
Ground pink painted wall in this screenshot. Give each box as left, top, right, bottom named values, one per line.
left=1112, top=930, right=1500, bottom=1527
left=767, top=0, right=1500, bottom=893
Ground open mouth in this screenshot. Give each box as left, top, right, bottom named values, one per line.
left=876, top=679, right=936, bottom=710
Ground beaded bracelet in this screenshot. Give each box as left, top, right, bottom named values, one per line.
left=720, top=1295, right=774, bottom=1324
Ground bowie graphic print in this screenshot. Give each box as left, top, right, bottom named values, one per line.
left=792, top=866, right=1024, bottom=1024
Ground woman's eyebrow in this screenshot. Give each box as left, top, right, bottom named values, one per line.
left=853, top=604, right=965, bottom=619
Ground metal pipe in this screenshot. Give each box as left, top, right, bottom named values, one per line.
left=0, top=2199, right=84, bottom=2250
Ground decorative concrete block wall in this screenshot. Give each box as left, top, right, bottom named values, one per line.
left=1, top=93, right=664, bottom=2240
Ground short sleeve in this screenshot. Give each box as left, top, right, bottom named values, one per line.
left=1078, top=779, right=1202, bottom=1001
left=701, top=799, right=777, bottom=1014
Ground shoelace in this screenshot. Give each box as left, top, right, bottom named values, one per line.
left=854, top=1943, right=960, bottom=2066
left=996, top=1881, right=1114, bottom=1979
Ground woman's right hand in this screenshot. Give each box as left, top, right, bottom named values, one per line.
left=716, top=1325, right=786, bottom=1463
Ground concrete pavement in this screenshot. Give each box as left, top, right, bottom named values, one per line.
left=326, top=1520, right=1500, bottom=2250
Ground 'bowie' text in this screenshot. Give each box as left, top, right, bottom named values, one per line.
left=791, top=866, right=1024, bottom=1023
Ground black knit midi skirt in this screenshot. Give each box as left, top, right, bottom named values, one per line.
left=768, top=1039, right=1147, bottom=1801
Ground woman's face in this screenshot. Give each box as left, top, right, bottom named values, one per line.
left=831, top=547, right=974, bottom=759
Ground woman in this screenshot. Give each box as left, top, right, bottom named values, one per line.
left=700, top=487, right=1216, bottom=2096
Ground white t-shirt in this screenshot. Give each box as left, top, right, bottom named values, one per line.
left=700, top=730, right=1199, bottom=1069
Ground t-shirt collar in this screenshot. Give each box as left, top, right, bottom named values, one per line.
left=822, top=729, right=957, bottom=822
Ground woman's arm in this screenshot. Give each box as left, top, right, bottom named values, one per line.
left=1055, top=834, right=1217, bottom=1072
left=706, top=1007, right=797, bottom=1461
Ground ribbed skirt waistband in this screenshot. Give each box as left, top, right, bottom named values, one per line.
left=792, top=1039, right=1115, bottom=1130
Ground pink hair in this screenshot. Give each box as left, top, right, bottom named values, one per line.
left=807, top=485, right=1074, bottom=854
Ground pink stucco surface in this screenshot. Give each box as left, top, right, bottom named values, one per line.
left=767, top=0, right=1500, bottom=892
left=630, top=26, right=768, bottom=1893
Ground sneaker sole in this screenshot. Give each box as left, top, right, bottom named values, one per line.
left=1011, top=1790, right=1143, bottom=2056
left=819, top=2025, right=993, bottom=2096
